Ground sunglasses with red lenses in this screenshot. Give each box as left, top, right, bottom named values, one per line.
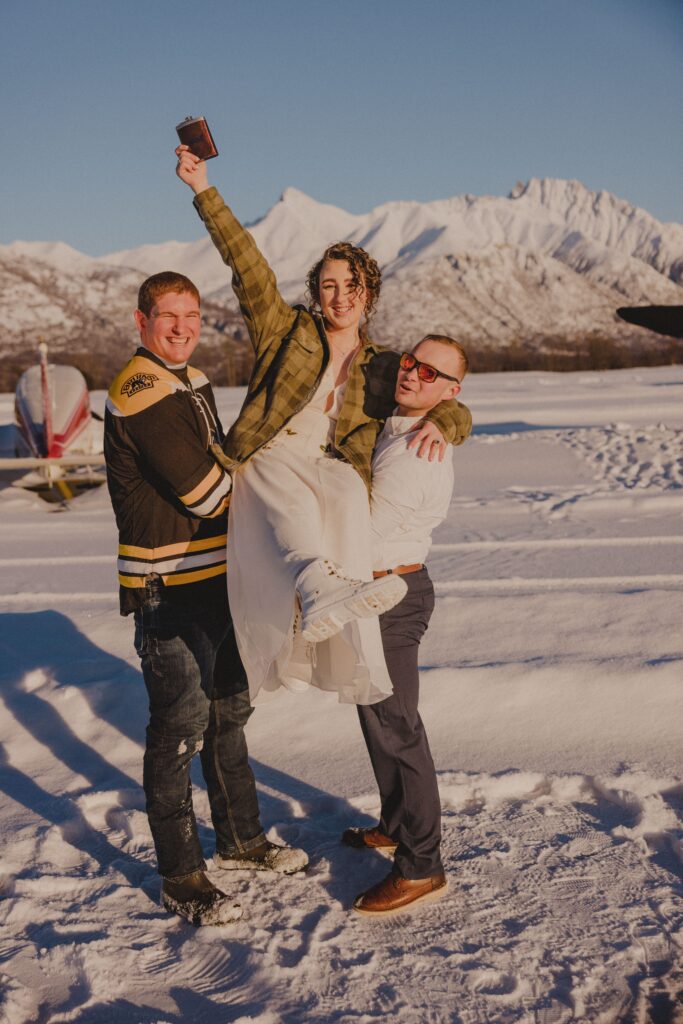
left=399, top=351, right=460, bottom=384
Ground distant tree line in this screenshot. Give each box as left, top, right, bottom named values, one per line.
left=2, top=332, right=681, bottom=393
left=0, top=335, right=255, bottom=394
left=0, top=348, right=256, bottom=393
left=468, top=334, right=683, bottom=374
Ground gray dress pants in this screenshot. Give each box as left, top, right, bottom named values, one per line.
left=357, top=567, right=442, bottom=879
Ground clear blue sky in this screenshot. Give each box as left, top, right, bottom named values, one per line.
left=2, top=0, right=681, bottom=255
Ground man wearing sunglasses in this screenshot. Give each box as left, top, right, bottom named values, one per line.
left=343, top=334, right=468, bottom=915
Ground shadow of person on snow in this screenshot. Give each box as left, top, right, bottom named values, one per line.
left=0, top=610, right=153, bottom=887
left=0, top=742, right=149, bottom=889
left=0, top=611, right=376, bottom=905
left=60, top=990, right=266, bottom=1024
left=247, top=757, right=386, bottom=905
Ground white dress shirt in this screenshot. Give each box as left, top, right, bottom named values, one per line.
left=370, top=413, right=455, bottom=571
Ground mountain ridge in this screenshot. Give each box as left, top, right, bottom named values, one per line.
left=2, top=177, right=682, bottom=387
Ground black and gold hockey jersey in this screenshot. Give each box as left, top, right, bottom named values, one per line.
left=104, top=348, right=232, bottom=614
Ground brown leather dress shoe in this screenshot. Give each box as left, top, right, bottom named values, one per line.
left=341, top=826, right=398, bottom=854
left=353, top=869, right=447, bottom=915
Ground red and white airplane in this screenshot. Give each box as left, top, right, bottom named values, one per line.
left=0, top=343, right=105, bottom=501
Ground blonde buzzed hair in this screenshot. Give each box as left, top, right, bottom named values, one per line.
left=417, top=334, right=469, bottom=379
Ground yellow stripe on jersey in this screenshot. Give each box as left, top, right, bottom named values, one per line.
left=107, top=355, right=187, bottom=417
left=118, top=563, right=227, bottom=589
left=118, top=534, right=227, bottom=560
left=187, top=367, right=209, bottom=387
left=119, top=573, right=147, bottom=588
left=206, top=495, right=231, bottom=517
left=163, top=564, right=227, bottom=586
left=180, top=463, right=222, bottom=507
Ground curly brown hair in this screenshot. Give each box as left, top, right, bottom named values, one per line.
left=306, top=242, right=382, bottom=322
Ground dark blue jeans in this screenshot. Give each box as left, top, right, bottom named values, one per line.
left=357, top=568, right=442, bottom=880
left=134, top=577, right=265, bottom=879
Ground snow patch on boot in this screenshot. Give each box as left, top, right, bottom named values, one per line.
left=215, top=840, right=309, bottom=875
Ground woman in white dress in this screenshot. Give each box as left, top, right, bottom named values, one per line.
left=175, top=146, right=471, bottom=705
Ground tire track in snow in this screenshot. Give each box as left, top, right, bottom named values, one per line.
left=436, top=574, right=683, bottom=594
left=0, top=556, right=111, bottom=566
left=3, top=571, right=683, bottom=606
left=432, top=536, right=683, bottom=552
left=0, top=592, right=115, bottom=605
left=3, top=538, right=676, bottom=569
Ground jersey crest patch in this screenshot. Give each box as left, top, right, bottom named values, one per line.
left=121, top=372, right=158, bottom=397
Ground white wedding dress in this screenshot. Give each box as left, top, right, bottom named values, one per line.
left=226, top=362, right=393, bottom=706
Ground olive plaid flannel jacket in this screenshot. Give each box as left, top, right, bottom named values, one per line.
left=194, top=187, right=472, bottom=491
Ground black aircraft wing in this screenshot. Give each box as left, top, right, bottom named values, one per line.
left=616, top=305, right=683, bottom=339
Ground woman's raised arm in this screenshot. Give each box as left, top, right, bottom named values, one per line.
left=175, top=145, right=296, bottom=357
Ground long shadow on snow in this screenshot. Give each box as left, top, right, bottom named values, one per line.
left=246, top=757, right=387, bottom=906
left=66, top=991, right=266, bottom=1024
left=0, top=742, right=148, bottom=887
left=0, top=611, right=373, bottom=902
left=0, top=610, right=154, bottom=886
left=0, top=613, right=140, bottom=793
left=472, top=421, right=574, bottom=436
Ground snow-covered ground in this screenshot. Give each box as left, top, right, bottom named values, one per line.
left=1, top=365, right=682, bottom=1024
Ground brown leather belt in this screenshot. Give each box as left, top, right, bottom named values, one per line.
left=373, top=563, right=424, bottom=579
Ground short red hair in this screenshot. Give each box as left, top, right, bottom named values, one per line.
left=137, top=271, right=201, bottom=316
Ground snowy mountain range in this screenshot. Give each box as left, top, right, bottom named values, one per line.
left=2, top=177, right=682, bottom=385
left=0, top=243, right=248, bottom=390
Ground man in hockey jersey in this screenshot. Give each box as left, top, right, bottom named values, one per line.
left=104, top=272, right=307, bottom=927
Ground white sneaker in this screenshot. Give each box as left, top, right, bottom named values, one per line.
left=215, top=840, right=309, bottom=875
left=297, top=559, right=407, bottom=643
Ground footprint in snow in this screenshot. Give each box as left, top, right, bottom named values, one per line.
left=545, top=827, right=614, bottom=864
left=534, top=995, right=574, bottom=1024
left=629, top=919, right=673, bottom=978
left=469, top=969, right=518, bottom=996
